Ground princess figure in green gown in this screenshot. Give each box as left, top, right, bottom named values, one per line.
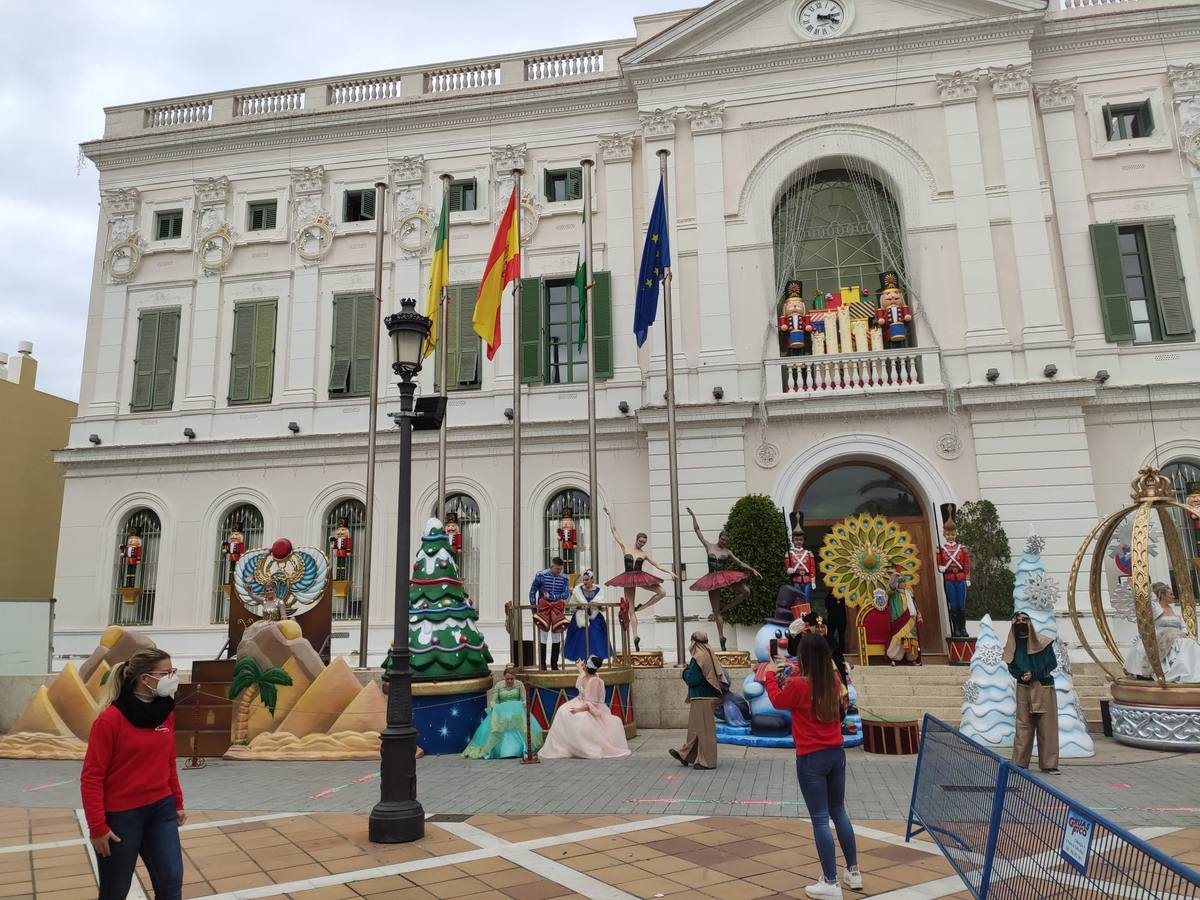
left=463, top=666, right=544, bottom=760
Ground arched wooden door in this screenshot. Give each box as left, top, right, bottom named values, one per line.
left=795, top=462, right=946, bottom=662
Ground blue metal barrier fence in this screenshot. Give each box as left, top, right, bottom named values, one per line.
left=907, top=715, right=1200, bottom=899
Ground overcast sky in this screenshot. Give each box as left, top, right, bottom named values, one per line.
left=0, top=1, right=685, bottom=402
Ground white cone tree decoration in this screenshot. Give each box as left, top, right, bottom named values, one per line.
left=1013, top=530, right=1094, bottom=758
left=959, top=615, right=1015, bottom=748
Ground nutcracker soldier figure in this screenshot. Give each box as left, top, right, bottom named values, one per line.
left=121, top=526, right=143, bottom=589
left=1186, top=481, right=1200, bottom=559
left=330, top=518, right=353, bottom=582
left=776, top=279, right=811, bottom=392
left=221, top=521, right=245, bottom=582
left=444, top=511, right=464, bottom=557
left=874, top=271, right=912, bottom=344
left=558, top=507, right=579, bottom=586
left=785, top=519, right=816, bottom=610
left=937, top=503, right=971, bottom=639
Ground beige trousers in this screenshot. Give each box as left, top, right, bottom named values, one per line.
left=1012, top=681, right=1059, bottom=771
left=677, top=699, right=719, bottom=769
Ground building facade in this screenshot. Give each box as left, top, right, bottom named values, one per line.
left=63, top=0, right=1200, bottom=666
left=2, top=343, right=77, bottom=599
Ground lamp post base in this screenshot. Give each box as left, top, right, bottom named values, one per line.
left=368, top=800, right=425, bottom=843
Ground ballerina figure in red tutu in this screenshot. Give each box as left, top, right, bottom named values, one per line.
left=603, top=506, right=680, bottom=653
left=687, top=507, right=761, bottom=651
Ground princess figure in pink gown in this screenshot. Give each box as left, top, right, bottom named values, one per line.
left=539, top=655, right=631, bottom=760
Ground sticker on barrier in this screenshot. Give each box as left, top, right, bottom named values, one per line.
left=1059, top=806, right=1093, bottom=875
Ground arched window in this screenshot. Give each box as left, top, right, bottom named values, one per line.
left=797, top=463, right=922, bottom=521
left=324, top=499, right=366, bottom=620
left=543, top=489, right=592, bottom=577
left=110, top=508, right=161, bottom=626
left=1161, top=459, right=1200, bottom=595
left=210, top=504, right=265, bottom=624
left=772, top=168, right=906, bottom=317
left=430, top=494, right=481, bottom=602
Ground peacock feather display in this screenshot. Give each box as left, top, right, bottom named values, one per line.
left=818, top=513, right=920, bottom=609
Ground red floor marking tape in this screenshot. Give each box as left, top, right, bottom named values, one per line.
left=352, top=773, right=379, bottom=783
left=1107, top=783, right=1134, bottom=789
left=25, top=779, right=76, bottom=792
left=660, top=775, right=684, bottom=781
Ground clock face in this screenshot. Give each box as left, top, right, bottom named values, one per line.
left=797, top=0, right=848, bottom=39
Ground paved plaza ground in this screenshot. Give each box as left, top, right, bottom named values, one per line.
left=1, top=730, right=1197, bottom=898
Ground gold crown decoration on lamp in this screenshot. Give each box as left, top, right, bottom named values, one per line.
left=819, top=514, right=921, bottom=609
left=1068, top=466, right=1199, bottom=686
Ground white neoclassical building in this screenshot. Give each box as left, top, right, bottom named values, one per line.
left=59, top=0, right=1200, bottom=667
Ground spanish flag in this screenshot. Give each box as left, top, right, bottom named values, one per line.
left=422, top=192, right=449, bottom=359
left=472, top=188, right=521, bottom=359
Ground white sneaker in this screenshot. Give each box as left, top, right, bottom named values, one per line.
left=805, top=878, right=844, bottom=899
left=843, top=867, right=863, bottom=890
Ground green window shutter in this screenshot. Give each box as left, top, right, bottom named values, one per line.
left=350, top=294, right=375, bottom=396
left=250, top=302, right=277, bottom=403
left=361, top=190, right=376, bottom=220
left=543, top=170, right=554, bottom=201
left=1136, top=101, right=1154, bottom=137
left=519, top=277, right=544, bottom=384
left=592, top=271, right=613, bottom=380
left=151, top=309, right=180, bottom=410
left=329, top=296, right=354, bottom=394
left=228, top=303, right=255, bottom=403
left=263, top=202, right=277, bottom=230
left=1145, top=222, right=1194, bottom=338
left=1089, top=224, right=1135, bottom=343
left=131, top=309, right=159, bottom=411
left=448, top=183, right=462, bottom=213
left=567, top=168, right=582, bottom=201
left=456, top=285, right=480, bottom=387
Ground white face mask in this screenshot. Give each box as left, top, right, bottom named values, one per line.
left=149, top=673, right=179, bottom=699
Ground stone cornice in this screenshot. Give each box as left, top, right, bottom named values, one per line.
left=958, top=379, right=1098, bottom=409
left=82, top=81, right=636, bottom=171
left=1032, top=6, right=1200, bottom=58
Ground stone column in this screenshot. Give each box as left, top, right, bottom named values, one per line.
left=90, top=189, right=142, bottom=418
left=685, top=102, right=737, bottom=388
left=286, top=165, right=329, bottom=405
left=988, top=65, right=1070, bottom=366
left=183, top=177, right=231, bottom=410
left=639, top=107, right=687, bottom=397
left=598, top=132, right=640, bottom=377
left=1169, top=64, right=1200, bottom=255
left=1034, top=78, right=1107, bottom=353
left=389, top=155, right=427, bottom=402
left=936, top=71, right=1011, bottom=375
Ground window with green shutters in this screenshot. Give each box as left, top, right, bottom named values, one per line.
left=247, top=200, right=277, bottom=232
left=130, top=307, right=180, bottom=412
left=1089, top=221, right=1193, bottom=344
left=329, top=294, right=376, bottom=397
left=518, top=271, right=613, bottom=384
left=448, top=179, right=477, bottom=213
left=433, top=284, right=482, bottom=392
left=155, top=210, right=183, bottom=241
left=1103, top=101, right=1153, bottom=141
left=228, top=300, right=277, bottom=404
left=343, top=189, right=375, bottom=223
left=544, top=168, right=583, bottom=203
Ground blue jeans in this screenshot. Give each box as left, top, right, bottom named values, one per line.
left=796, top=747, right=858, bottom=881
left=96, top=795, right=182, bottom=900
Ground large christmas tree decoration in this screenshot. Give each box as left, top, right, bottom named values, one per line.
left=1013, top=530, right=1094, bottom=758
left=959, top=615, right=1015, bottom=748
left=408, top=519, right=492, bottom=681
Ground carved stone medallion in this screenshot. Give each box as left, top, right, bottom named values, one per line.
left=107, top=237, right=143, bottom=282
left=395, top=205, right=436, bottom=255
left=198, top=223, right=234, bottom=274
left=755, top=442, right=781, bottom=469
left=296, top=213, right=335, bottom=262
left=935, top=432, right=962, bottom=460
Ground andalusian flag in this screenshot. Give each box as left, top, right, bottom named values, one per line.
left=472, top=188, right=521, bottom=359
left=422, top=193, right=449, bottom=359
left=574, top=204, right=588, bottom=352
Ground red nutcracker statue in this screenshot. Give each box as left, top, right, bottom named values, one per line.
left=937, top=503, right=972, bottom=643
left=118, top=526, right=143, bottom=604
left=331, top=518, right=353, bottom=582
left=444, top=512, right=464, bottom=557
left=785, top=523, right=817, bottom=611
left=221, top=521, right=245, bottom=581
left=777, top=279, right=811, bottom=392
left=874, top=271, right=912, bottom=344
left=1186, top=481, right=1200, bottom=559
left=557, top=507, right=578, bottom=582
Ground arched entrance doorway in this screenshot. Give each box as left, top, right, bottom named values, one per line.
left=795, top=461, right=945, bottom=661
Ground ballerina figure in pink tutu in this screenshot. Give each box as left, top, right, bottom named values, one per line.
left=687, top=506, right=761, bottom=651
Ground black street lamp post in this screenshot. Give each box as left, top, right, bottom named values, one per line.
left=369, top=296, right=431, bottom=844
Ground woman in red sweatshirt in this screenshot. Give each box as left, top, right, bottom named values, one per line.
left=761, top=633, right=860, bottom=900
left=81, top=648, right=185, bottom=900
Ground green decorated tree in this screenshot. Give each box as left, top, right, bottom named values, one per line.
left=956, top=499, right=1015, bottom=621
left=408, top=518, right=492, bottom=680
left=722, top=494, right=790, bottom=626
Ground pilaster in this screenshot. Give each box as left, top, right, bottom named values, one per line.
left=936, top=70, right=1012, bottom=378
left=988, top=65, right=1071, bottom=368
left=598, top=132, right=641, bottom=377
left=285, top=166, right=326, bottom=404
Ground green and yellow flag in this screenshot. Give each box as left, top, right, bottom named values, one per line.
left=575, top=203, right=588, bottom=352
left=423, top=194, right=449, bottom=359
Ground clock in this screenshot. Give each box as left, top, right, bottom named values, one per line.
left=795, top=0, right=851, bottom=40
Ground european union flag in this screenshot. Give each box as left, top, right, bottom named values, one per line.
left=634, top=177, right=671, bottom=347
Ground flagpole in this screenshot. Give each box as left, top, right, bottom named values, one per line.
left=510, top=170, right=525, bottom=670
left=436, top=173, right=452, bottom=524
left=657, top=149, right=686, bottom=667
left=581, top=159, right=599, bottom=585
left=359, top=179, right=388, bottom=668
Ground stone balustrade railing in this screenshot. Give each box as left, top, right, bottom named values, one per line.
left=767, top=347, right=941, bottom=396
left=1059, top=0, right=1129, bottom=7
left=115, top=41, right=628, bottom=138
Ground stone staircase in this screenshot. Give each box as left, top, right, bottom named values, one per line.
left=850, top=663, right=1110, bottom=734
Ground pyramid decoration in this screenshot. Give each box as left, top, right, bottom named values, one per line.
left=530, top=689, right=551, bottom=731
left=408, top=518, right=493, bottom=681
left=610, top=686, right=626, bottom=724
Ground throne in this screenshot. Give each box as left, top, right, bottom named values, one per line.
left=856, top=603, right=891, bottom=666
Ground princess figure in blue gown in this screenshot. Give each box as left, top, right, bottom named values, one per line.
left=564, top=570, right=610, bottom=662
left=463, top=666, right=544, bottom=760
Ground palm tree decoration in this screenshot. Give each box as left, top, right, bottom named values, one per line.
left=227, top=657, right=293, bottom=745
left=819, top=513, right=921, bottom=610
